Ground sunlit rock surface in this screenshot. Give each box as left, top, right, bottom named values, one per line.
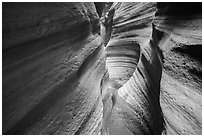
left=2, top=2, right=202, bottom=135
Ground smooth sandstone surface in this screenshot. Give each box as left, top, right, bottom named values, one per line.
left=2, top=2, right=202, bottom=135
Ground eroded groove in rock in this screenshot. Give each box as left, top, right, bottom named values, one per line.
left=100, top=2, right=165, bottom=134
left=104, top=24, right=165, bottom=134
left=2, top=2, right=202, bottom=135
left=101, top=2, right=201, bottom=135
left=105, top=3, right=156, bottom=85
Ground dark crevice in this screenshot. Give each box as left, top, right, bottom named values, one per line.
left=173, top=44, right=202, bottom=63
left=94, top=2, right=106, bottom=18
left=189, top=68, right=202, bottom=79
left=156, top=2, right=202, bottom=16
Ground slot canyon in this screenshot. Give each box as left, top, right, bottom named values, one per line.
left=2, top=2, right=202, bottom=135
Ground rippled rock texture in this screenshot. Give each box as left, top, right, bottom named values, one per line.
left=2, top=2, right=202, bottom=135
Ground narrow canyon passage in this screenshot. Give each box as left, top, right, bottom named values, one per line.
left=2, top=2, right=202, bottom=135
left=100, top=2, right=202, bottom=135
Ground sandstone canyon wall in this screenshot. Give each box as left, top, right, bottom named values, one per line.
left=2, top=2, right=202, bottom=135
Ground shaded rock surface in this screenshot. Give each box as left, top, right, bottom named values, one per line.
left=2, top=2, right=202, bottom=135
left=3, top=2, right=104, bottom=135
left=154, top=2, right=202, bottom=134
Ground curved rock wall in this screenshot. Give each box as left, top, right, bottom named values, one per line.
left=154, top=3, right=202, bottom=134
left=106, top=3, right=156, bottom=85
left=101, top=3, right=165, bottom=134
left=2, top=2, right=202, bottom=135
left=101, top=2, right=201, bottom=135
left=3, top=2, right=104, bottom=135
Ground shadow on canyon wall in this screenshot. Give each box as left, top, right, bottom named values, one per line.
left=2, top=2, right=202, bottom=135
